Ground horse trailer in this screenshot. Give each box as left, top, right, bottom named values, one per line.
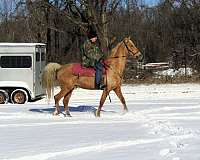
left=0, top=43, right=46, bottom=104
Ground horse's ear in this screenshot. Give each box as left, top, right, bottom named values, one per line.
left=124, top=37, right=129, bottom=43
left=124, top=36, right=131, bottom=43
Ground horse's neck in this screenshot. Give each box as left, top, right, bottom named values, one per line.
left=108, top=42, right=127, bottom=76
left=109, top=42, right=123, bottom=57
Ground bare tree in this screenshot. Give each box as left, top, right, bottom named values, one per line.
left=1, top=0, right=200, bottom=73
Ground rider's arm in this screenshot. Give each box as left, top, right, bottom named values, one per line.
left=83, top=41, right=95, bottom=60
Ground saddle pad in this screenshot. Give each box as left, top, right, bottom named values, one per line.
left=72, top=63, right=108, bottom=77
left=72, top=63, right=96, bottom=77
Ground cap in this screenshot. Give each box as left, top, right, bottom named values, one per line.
left=87, top=29, right=97, bottom=39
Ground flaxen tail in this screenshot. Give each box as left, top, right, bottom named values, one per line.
left=42, top=63, right=61, bottom=100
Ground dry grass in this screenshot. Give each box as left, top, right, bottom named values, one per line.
left=123, top=70, right=200, bottom=84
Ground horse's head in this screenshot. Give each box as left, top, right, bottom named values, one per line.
left=123, top=37, right=143, bottom=61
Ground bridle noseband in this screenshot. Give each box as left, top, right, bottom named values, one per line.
left=123, top=40, right=140, bottom=56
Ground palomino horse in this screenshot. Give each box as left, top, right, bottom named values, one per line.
left=42, top=37, right=142, bottom=117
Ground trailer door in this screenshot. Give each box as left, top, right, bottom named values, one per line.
left=35, top=46, right=45, bottom=96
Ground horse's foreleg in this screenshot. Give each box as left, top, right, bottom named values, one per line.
left=53, top=88, right=68, bottom=115
left=63, top=88, right=74, bottom=117
left=113, top=87, right=128, bottom=113
left=96, top=90, right=109, bottom=117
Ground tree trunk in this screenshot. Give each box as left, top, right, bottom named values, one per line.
left=44, top=0, right=51, bottom=59
left=98, top=12, right=109, bottom=54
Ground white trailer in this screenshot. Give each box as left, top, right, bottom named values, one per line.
left=0, top=43, right=46, bottom=104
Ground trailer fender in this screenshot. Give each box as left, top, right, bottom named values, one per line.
left=0, top=89, right=9, bottom=104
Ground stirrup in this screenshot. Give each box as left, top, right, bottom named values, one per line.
left=99, top=84, right=107, bottom=90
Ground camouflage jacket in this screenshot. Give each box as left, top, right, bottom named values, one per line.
left=81, top=39, right=104, bottom=67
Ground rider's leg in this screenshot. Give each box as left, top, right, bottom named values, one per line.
left=95, top=62, right=103, bottom=89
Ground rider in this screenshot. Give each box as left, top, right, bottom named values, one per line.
left=81, top=28, right=106, bottom=89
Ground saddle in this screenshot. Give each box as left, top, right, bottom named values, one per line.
left=71, top=62, right=107, bottom=77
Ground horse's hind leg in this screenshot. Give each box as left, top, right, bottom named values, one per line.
left=63, top=88, right=74, bottom=117
left=113, top=87, right=128, bottom=113
left=96, top=90, right=110, bottom=117
left=53, top=87, right=68, bottom=115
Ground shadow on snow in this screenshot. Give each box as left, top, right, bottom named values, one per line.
left=29, top=105, right=117, bottom=115
left=29, top=105, right=97, bottom=114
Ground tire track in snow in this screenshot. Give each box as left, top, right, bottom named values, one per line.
left=149, top=111, right=200, bottom=117
left=4, top=134, right=193, bottom=160
left=0, top=120, right=138, bottom=127
left=137, top=105, right=200, bottom=114
left=149, top=116, right=200, bottom=120
left=0, top=112, right=145, bottom=128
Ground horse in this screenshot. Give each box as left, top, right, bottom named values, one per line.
left=42, top=37, right=142, bottom=117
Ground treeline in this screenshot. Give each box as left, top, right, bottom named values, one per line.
left=0, top=0, right=200, bottom=71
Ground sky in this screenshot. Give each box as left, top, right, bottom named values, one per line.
left=145, top=0, right=160, bottom=6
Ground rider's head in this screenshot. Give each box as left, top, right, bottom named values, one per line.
left=87, top=29, right=97, bottom=43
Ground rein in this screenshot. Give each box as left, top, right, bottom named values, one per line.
left=103, top=40, right=140, bottom=79
left=108, top=55, right=127, bottom=59
left=107, top=42, right=127, bottom=59
left=103, top=41, right=132, bottom=79
left=107, top=40, right=138, bottom=59
left=123, top=40, right=140, bottom=56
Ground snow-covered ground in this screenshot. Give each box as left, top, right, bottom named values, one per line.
left=1, top=83, right=200, bottom=160
left=154, top=68, right=196, bottom=77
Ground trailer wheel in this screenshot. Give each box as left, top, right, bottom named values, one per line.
left=0, top=90, right=9, bottom=104
left=11, top=89, right=28, bottom=104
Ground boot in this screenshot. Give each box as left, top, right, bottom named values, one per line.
left=99, top=83, right=107, bottom=90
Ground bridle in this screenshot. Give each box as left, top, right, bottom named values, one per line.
left=123, top=40, right=140, bottom=56
left=104, top=40, right=141, bottom=79
left=108, top=40, right=140, bottom=59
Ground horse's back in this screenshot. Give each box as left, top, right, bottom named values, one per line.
left=72, top=63, right=96, bottom=77
left=58, top=63, right=95, bottom=77
left=57, top=63, right=75, bottom=78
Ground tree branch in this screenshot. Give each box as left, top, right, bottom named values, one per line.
left=38, top=0, right=88, bottom=32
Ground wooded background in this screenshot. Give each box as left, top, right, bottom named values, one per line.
left=0, top=0, right=200, bottom=72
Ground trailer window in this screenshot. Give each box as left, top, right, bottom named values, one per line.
left=36, top=52, right=40, bottom=61
left=0, top=56, right=32, bottom=68
left=41, top=52, right=45, bottom=61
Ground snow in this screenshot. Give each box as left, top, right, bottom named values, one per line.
left=155, top=68, right=195, bottom=76
left=1, top=83, right=200, bottom=160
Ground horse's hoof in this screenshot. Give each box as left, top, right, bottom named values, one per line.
left=122, top=109, right=128, bottom=115
left=65, top=113, right=72, bottom=117
left=53, top=112, right=60, bottom=116
left=64, top=111, right=72, bottom=117
left=95, top=110, right=101, bottom=117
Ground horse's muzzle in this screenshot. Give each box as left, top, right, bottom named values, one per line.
left=136, top=52, right=143, bottom=61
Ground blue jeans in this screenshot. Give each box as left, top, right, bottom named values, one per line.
left=94, top=62, right=103, bottom=88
